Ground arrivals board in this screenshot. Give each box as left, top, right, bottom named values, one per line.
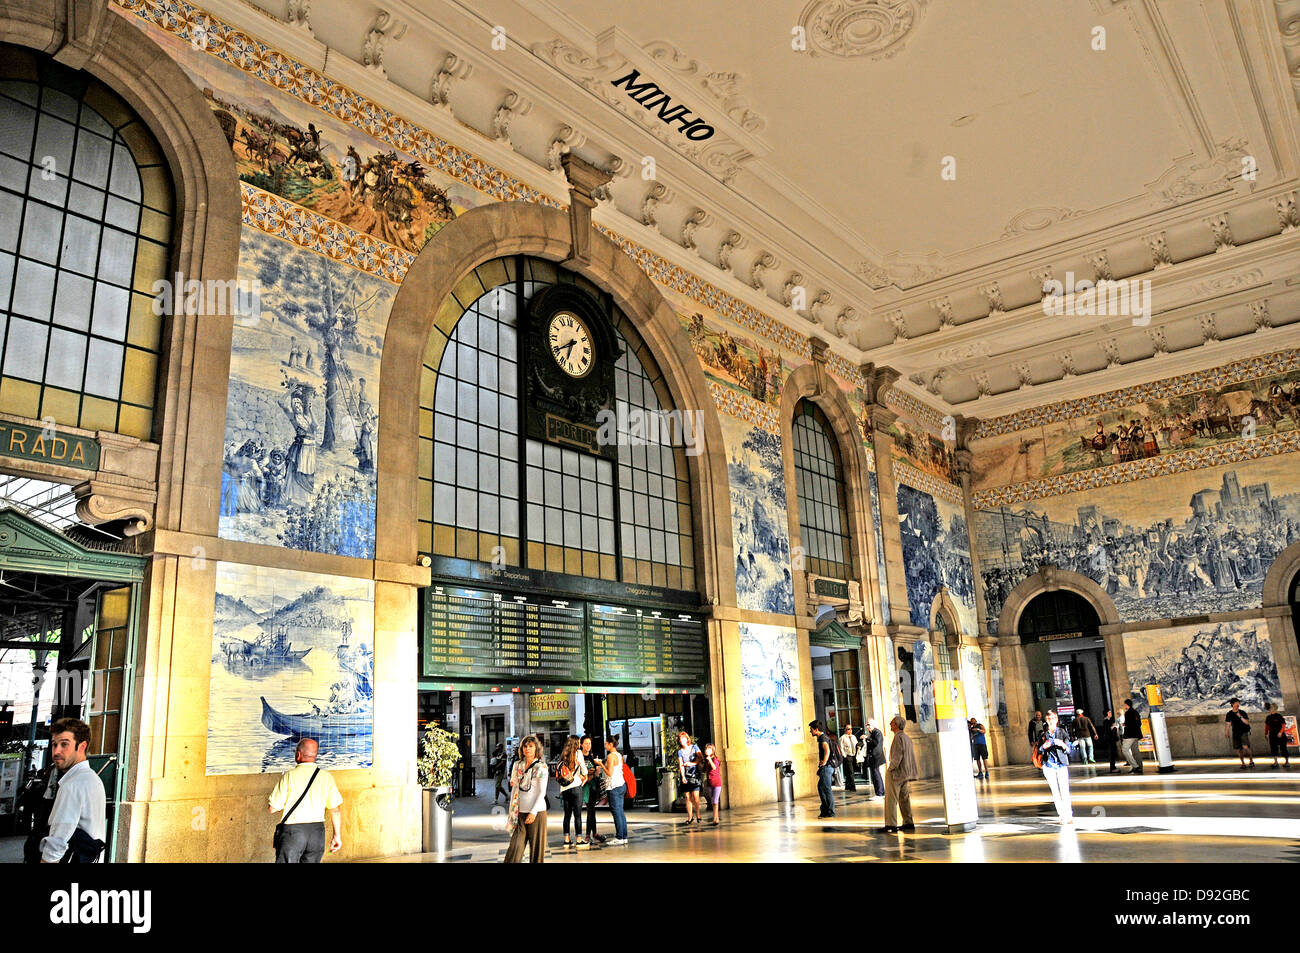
left=588, top=605, right=707, bottom=684
left=421, top=585, right=706, bottom=686
left=422, top=586, right=587, bottom=681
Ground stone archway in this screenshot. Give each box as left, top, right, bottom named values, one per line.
left=376, top=201, right=735, bottom=607
left=1261, top=541, right=1300, bottom=715
left=995, top=565, right=1122, bottom=763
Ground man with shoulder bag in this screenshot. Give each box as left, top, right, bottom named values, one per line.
left=39, top=718, right=106, bottom=863
left=268, top=738, right=344, bottom=862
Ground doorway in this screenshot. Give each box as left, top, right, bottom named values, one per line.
left=1017, top=589, right=1109, bottom=735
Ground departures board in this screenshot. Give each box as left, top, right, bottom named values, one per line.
left=421, top=584, right=706, bottom=687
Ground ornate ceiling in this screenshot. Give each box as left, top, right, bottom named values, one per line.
left=225, top=0, right=1300, bottom=419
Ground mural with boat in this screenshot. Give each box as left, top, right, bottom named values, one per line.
left=208, top=562, right=374, bottom=775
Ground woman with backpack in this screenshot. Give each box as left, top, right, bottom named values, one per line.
left=556, top=735, right=588, bottom=848
left=1035, top=710, right=1075, bottom=825
left=677, top=731, right=703, bottom=827
left=503, top=734, right=549, bottom=862
left=596, top=736, right=629, bottom=845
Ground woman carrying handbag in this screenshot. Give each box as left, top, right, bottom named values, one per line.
left=504, top=734, right=549, bottom=863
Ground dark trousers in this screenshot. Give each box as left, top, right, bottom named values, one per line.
left=561, top=787, right=584, bottom=837
left=504, top=811, right=547, bottom=863
left=583, top=786, right=601, bottom=839
left=1108, top=737, right=1119, bottom=770
left=867, top=763, right=884, bottom=796
left=275, top=822, right=325, bottom=863
left=842, top=759, right=856, bottom=791
left=817, top=766, right=835, bottom=816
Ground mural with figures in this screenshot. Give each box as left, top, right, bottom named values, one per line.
left=896, top=484, right=977, bottom=635
left=970, top=362, right=1300, bottom=492
left=740, top=623, right=803, bottom=747
left=219, top=229, right=390, bottom=558
left=912, top=639, right=936, bottom=733
left=681, top=310, right=787, bottom=405
left=868, top=472, right=892, bottom=626
left=723, top=415, right=795, bottom=614
left=987, top=647, right=1009, bottom=727
left=208, top=563, right=374, bottom=775
left=975, top=453, right=1300, bottom=634
left=1123, top=619, right=1280, bottom=716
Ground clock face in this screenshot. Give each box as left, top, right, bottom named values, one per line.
left=547, top=311, right=595, bottom=379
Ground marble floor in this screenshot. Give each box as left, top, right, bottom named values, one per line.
left=380, top=758, right=1300, bottom=863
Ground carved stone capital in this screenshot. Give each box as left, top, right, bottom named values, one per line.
left=560, top=153, right=611, bottom=265
left=858, top=362, right=901, bottom=405
left=73, top=479, right=155, bottom=532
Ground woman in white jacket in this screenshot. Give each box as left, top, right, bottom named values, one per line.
left=504, top=734, right=549, bottom=863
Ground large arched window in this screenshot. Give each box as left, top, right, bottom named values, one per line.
left=418, top=256, right=695, bottom=592
left=791, top=398, right=852, bottom=581
left=0, top=47, right=172, bottom=439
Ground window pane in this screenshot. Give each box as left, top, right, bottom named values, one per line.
left=84, top=338, right=122, bottom=397
left=10, top=258, right=55, bottom=318
left=53, top=271, right=93, bottom=330
left=3, top=317, right=49, bottom=380
left=19, top=201, right=62, bottom=261
left=44, top=327, right=87, bottom=390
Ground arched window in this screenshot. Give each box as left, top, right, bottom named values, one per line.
left=791, top=398, right=852, bottom=581
left=418, top=256, right=695, bottom=591
left=0, top=47, right=172, bottom=439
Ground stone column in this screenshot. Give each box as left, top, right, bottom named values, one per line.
left=978, top=634, right=1006, bottom=765
left=997, top=632, right=1034, bottom=764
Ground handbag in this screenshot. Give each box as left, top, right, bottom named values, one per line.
left=60, top=826, right=106, bottom=864
left=273, top=767, right=319, bottom=852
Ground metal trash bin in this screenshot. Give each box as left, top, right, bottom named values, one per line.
left=775, top=761, right=795, bottom=802
left=422, top=786, right=453, bottom=860
left=657, top=766, right=678, bottom=812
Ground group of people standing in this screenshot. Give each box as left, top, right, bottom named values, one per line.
left=809, top=717, right=918, bottom=833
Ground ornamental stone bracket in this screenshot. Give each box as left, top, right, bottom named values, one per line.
left=560, top=152, right=612, bottom=266
left=73, top=430, right=159, bottom=534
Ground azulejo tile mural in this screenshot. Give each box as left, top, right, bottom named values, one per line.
left=911, top=639, right=936, bottom=733
left=962, top=645, right=989, bottom=723
left=970, top=354, right=1300, bottom=493
left=722, top=413, right=795, bottom=615
left=975, top=453, right=1300, bottom=634
left=896, top=484, right=977, bottom=635
left=1123, top=619, right=1280, bottom=717
left=219, top=228, right=389, bottom=557
left=683, top=309, right=787, bottom=406
left=739, top=622, right=803, bottom=748
left=208, top=562, right=375, bottom=775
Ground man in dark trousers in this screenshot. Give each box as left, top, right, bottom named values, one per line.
left=1121, top=699, right=1144, bottom=774
left=1074, top=707, right=1099, bottom=765
left=1102, top=709, right=1122, bottom=773
left=862, top=717, right=886, bottom=800
left=268, top=738, right=344, bottom=862
left=1225, top=698, right=1255, bottom=769
left=809, top=721, right=836, bottom=818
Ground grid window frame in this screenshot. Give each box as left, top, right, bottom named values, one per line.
left=792, top=399, right=853, bottom=581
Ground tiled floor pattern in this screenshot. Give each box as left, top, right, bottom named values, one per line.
left=378, top=758, right=1300, bottom=863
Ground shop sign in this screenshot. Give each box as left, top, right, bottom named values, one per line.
left=529, top=693, right=572, bottom=722
left=0, top=422, right=99, bottom=470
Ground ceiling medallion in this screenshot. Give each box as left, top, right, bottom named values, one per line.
left=799, top=0, right=930, bottom=60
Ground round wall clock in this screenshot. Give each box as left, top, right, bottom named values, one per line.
left=547, top=310, right=595, bottom=379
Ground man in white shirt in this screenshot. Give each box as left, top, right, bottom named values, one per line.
left=838, top=724, right=858, bottom=792
left=40, top=718, right=106, bottom=863
left=268, top=738, right=344, bottom=862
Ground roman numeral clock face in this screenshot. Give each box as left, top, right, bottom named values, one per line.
left=547, top=311, right=595, bottom=378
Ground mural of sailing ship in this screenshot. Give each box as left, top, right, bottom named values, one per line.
left=209, top=564, right=374, bottom=775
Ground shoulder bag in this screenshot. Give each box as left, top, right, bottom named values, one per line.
left=273, top=767, right=320, bottom=852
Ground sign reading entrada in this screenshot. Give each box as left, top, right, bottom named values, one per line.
left=610, top=69, right=716, bottom=141
left=0, top=422, right=100, bottom=470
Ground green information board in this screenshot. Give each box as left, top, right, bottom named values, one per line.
left=421, top=585, right=706, bottom=687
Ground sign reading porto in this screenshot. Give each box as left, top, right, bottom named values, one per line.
left=610, top=69, right=715, bottom=141
left=0, top=421, right=99, bottom=471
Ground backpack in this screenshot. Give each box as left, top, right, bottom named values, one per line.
left=622, top=761, right=636, bottom=798
left=824, top=734, right=843, bottom=769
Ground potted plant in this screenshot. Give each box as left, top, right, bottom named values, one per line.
left=418, top=725, right=460, bottom=858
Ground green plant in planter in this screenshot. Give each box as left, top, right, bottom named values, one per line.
left=418, top=725, right=461, bottom=789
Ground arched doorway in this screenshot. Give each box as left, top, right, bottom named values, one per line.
left=1017, top=589, right=1106, bottom=732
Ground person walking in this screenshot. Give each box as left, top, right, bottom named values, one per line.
left=701, top=743, right=723, bottom=825
left=598, top=737, right=629, bottom=845
left=838, top=724, right=859, bottom=793
left=39, top=718, right=106, bottom=863
left=556, top=735, right=588, bottom=848
left=879, top=715, right=918, bottom=834
left=809, top=720, right=837, bottom=818
left=1074, top=707, right=1099, bottom=765
left=504, top=734, right=548, bottom=862
left=969, top=718, right=990, bottom=780
left=1027, top=710, right=1045, bottom=747
left=1225, top=698, right=1255, bottom=769
left=268, top=737, right=343, bottom=863
left=579, top=735, right=604, bottom=846
left=1036, top=710, right=1075, bottom=825
left=1264, top=703, right=1290, bottom=769
left=677, top=731, right=703, bottom=826
left=1121, top=699, right=1145, bottom=774
left=1102, top=709, right=1122, bottom=773
left=863, top=718, right=886, bottom=800
left=490, top=742, right=508, bottom=805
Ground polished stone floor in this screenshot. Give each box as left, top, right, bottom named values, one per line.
left=382, top=758, right=1300, bottom=863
